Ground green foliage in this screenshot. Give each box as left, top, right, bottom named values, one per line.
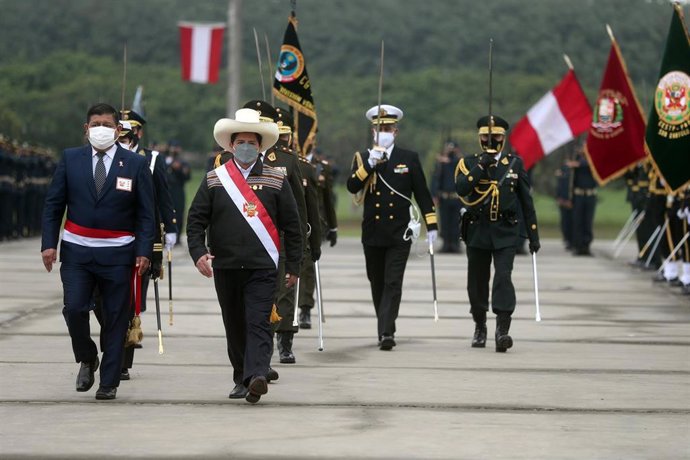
left=0, top=0, right=686, bottom=190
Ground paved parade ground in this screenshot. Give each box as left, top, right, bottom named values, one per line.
left=1, top=236, right=688, bottom=459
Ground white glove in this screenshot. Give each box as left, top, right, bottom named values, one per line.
left=677, top=208, right=686, bottom=220
left=426, top=229, right=438, bottom=245
left=165, top=233, right=178, bottom=251
left=367, top=148, right=385, bottom=168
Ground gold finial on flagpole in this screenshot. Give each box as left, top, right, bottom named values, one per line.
left=563, top=54, right=574, bottom=70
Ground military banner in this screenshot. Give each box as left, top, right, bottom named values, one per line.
left=272, top=14, right=317, bottom=155
left=584, top=29, right=647, bottom=185
left=645, top=4, right=690, bottom=193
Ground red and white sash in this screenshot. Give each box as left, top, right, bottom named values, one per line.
left=215, top=161, right=280, bottom=268
left=62, top=220, right=135, bottom=247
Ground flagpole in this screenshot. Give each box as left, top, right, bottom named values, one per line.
left=227, top=0, right=242, bottom=116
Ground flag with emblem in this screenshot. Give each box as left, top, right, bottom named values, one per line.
left=509, top=69, right=591, bottom=170
left=179, top=22, right=225, bottom=84
left=584, top=27, right=647, bottom=185
left=272, top=13, right=317, bottom=155
left=645, top=4, right=690, bottom=192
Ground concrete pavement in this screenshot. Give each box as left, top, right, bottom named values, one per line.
left=1, top=236, right=688, bottom=459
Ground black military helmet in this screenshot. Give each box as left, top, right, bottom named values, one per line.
left=242, top=100, right=277, bottom=123
left=121, top=110, right=146, bottom=128
left=476, top=115, right=509, bottom=154
left=274, top=106, right=294, bottom=135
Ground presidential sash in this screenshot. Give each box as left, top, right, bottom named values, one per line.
left=62, top=220, right=135, bottom=247
left=215, top=161, right=280, bottom=268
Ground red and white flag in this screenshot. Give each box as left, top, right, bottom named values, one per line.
left=509, top=70, right=592, bottom=170
left=179, top=22, right=225, bottom=84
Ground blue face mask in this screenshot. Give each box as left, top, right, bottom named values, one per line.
left=234, top=143, right=259, bottom=164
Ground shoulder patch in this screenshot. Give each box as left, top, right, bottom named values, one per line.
left=206, top=170, right=222, bottom=188
left=262, top=163, right=286, bottom=178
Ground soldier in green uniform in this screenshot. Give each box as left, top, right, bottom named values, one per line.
left=272, top=106, right=321, bottom=361
left=346, top=104, right=438, bottom=350
left=455, top=115, right=540, bottom=352
left=274, top=107, right=330, bottom=331
left=241, top=101, right=314, bottom=365
left=300, top=143, right=338, bottom=328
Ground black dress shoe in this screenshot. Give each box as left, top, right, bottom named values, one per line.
left=299, top=308, right=311, bottom=329
left=669, top=278, right=682, bottom=287
left=76, top=357, right=99, bottom=392
left=120, top=369, right=130, bottom=381
left=277, top=332, right=296, bottom=364
left=495, top=315, right=513, bottom=353
left=471, top=325, right=487, bottom=348
left=379, top=335, right=396, bottom=351
left=245, top=376, right=268, bottom=404
left=95, top=386, right=117, bottom=400
left=266, top=367, right=279, bottom=382
left=682, top=284, right=690, bottom=295
left=229, top=383, right=248, bottom=399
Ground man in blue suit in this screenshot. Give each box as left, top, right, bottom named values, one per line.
left=41, top=103, right=155, bottom=400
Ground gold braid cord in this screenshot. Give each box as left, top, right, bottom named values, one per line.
left=351, top=151, right=377, bottom=206
left=459, top=179, right=500, bottom=221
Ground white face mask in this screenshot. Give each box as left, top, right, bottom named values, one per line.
left=374, top=131, right=395, bottom=149
left=88, top=126, right=117, bottom=150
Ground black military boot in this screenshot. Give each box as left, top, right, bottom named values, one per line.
left=277, top=332, right=296, bottom=364
left=495, top=313, right=513, bottom=353
left=471, top=311, right=487, bottom=348
left=299, top=307, right=311, bottom=329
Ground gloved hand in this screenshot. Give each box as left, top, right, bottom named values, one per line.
left=478, top=153, right=495, bottom=169
left=311, top=246, right=321, bottom=262
left=165, top=233, right=177, bottom=251
left=529, top=240, right=541, bottom=254
left=327, top=229, right=338, bottom=247
left=148, top=261, right=162, bottom=280
left=367, top=148, right=386, bottom=168
left=426, top=229, right=438, bottom=245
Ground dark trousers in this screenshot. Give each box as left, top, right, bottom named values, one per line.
left=439, top=198, right=461, bottom=249
left=645, top=195, right=667, bottom=266
left=466, top=246, right=517, bottom=315
left=60, top=262, right=131, bottom=388
left=363, top=243, right=411, bottom=338
left=213, top=268, right=276, bottom=386
left=298, top=246, right=316, bottom=310
left=572, top=195, right=596, bottom=251
left=559, top=207, right=573, bottom=248
left=275, top=243, right=299, bottom=333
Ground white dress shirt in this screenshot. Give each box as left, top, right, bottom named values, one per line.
left=91, top=144, right=118, bottom=177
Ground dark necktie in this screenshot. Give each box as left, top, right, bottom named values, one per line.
left=94, top=152, right=107, bottom=196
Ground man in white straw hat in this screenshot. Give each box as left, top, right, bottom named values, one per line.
left=186, top=108, right=303, bottom=404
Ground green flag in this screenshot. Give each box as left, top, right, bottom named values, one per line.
left=645, top=4, right=690, bottom=192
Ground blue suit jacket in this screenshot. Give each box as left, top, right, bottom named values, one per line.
left=41, top=144, right=155, bottom=266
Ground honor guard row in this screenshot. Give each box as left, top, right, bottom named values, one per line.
left=621, top=160, right=690, bottom=295
left=0, top=137, right=56, bottom=241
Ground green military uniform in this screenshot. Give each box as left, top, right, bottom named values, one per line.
left=299, top=149, right=338, bottom=327
left=455, top=115, right=539, bottom=352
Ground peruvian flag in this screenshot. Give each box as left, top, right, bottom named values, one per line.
left=509, top=70, right=592, bottom=170
left=585, top=38, right=647, bottom=185
left=179, top=22, right=225, bottom=84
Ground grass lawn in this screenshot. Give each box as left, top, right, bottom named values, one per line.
left=184, top=168, right=631, bottom=240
